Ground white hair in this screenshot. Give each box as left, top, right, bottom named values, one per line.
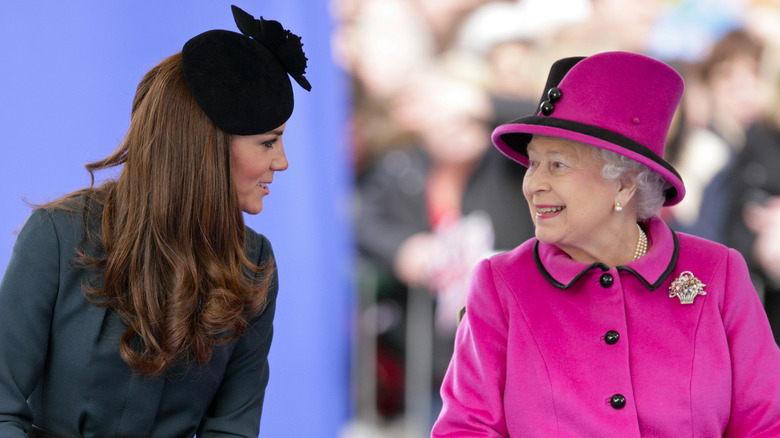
left=592, top=147, right=671, bottom=220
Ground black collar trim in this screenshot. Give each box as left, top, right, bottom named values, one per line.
left=533, top=231, right=679, bottom=291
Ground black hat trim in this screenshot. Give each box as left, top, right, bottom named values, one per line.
left=500, top=116, right=681, bottom=200
left=537, top=57, right=585, bottom=103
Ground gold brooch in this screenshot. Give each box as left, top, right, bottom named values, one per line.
left=669, top=271, right=706, bottom=304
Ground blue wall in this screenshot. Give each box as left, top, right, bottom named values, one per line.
left=0, top=1, right=352, bottom=436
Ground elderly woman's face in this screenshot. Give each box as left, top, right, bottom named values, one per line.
left=524, top=136, right=619, bottom=255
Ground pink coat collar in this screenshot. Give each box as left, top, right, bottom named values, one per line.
left=534, top=216, right=678, bottom=290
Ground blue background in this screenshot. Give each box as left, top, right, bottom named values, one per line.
left=0, top=1, right=353, bottom=437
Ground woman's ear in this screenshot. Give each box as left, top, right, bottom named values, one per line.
left=616, top=173, right=638, bottom=207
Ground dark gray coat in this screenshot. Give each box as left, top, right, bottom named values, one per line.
left=0, top=206, right=277, bottom=437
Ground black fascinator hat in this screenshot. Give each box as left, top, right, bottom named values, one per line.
left=182, top=5, right=311, bottom=135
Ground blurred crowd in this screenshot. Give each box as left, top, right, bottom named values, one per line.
left=331, top=0, right=780, bottom=436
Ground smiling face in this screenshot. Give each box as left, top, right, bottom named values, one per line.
left=524, top=136, right=626, bottom=262
left=230, top=123, right=288, bottom=215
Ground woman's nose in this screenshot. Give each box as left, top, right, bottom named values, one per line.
left=523, top=167, right=549, bottom=194
left=273, top=145, right=289, bottom=171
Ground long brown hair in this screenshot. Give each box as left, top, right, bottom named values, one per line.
left=39, top=53, right=272, bottom=375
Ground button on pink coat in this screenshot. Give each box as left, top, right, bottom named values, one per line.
left=433, top=216, right=780, bottom=437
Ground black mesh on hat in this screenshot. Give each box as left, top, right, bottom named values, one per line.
left=181, top=5, right=311, bottom=135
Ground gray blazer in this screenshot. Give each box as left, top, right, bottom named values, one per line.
left=0, top=206, right=278, bottom=437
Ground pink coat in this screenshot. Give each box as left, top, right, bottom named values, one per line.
left=432, top=216, right=780, bottom=437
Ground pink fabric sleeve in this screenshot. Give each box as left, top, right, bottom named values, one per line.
left=432, top=259, right=509, bottom=437
left=722, top=248, right=780, bottom=437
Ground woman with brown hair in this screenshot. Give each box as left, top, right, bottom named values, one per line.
left=0, top=5, right=310, bottom=438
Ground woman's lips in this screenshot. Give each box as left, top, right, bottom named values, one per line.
left=535, top=205, right=565, bottom=218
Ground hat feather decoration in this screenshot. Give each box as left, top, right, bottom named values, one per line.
left=231, top=5, right=311, bottom=91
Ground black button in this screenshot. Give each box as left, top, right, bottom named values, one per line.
left=610, top=394, right=626, bottom=409
left=547, top=87, right=562, bottom=102
left=540, top=101, right=554, bottom=116
left=599, top=273, right=614, bottom=288
left=605, top=330, right=620, bottom=345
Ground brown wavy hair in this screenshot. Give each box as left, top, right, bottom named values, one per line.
left=39, top=52, right=272, bottom=375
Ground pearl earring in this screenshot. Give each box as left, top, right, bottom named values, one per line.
left=614, top=201, right=623, bottom=212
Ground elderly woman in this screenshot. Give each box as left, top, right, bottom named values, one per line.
left=432, top=51, right=780, bottom=437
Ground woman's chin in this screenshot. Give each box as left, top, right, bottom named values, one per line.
left=533, top=222, right=559, bottom=242
left=240, top=202, right=264, bottom=215
left=534, top=230, right=555, bottom=245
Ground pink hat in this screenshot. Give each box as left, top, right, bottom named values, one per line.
left=492, top=51, right=685, bottom=206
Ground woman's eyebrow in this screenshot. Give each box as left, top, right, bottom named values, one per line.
left=528, top=146, right=575, bottom=159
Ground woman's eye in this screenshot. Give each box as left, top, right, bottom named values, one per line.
left=262, top=139, right=277, bottom=148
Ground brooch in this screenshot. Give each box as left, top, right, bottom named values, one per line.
left=669, top=271, right=706, bottom=304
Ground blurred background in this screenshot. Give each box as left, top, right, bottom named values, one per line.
left=3, top=0, right=780, bottom=437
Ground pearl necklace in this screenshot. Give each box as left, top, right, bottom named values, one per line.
left=633, top=223, right=648, bottom=260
